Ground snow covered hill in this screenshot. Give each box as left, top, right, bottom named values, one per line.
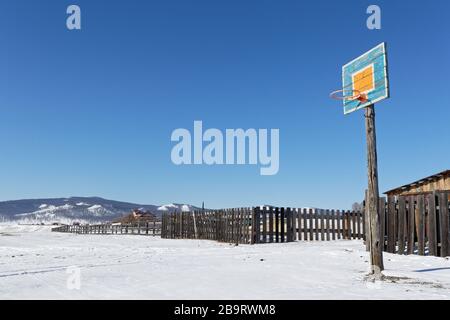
left=0, top=197, right=201, bottom=224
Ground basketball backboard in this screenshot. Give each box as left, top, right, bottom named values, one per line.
left=341, top=42, right=389, bottom=114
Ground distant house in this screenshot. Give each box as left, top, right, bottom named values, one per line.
left=384, top=170, right=450, bottom=197
left=113, top=209, right=157, bottom=224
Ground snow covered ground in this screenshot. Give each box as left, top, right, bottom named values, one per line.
left=1, top=223, right=450, bottom=299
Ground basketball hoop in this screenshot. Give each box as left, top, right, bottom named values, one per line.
left=330, top=89, right=368, bottom=103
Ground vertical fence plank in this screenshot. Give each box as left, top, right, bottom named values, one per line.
left=346, top=211, right=351, bottom=239
left=280, top=207, right=285, bottom=243
left=231, top=209, right=235, bottom=243
left=273, top=207, right=280, bottom=242
left=239, top=208, right=243, bottom=244
left=257, top=207, right=262, bottom=244
left=439, top=192, right=449, bottom=257
left=331, top=209, right=336, bottom=240
left=358, top=211, right=363, bottom=239
left=364, top=190, right=369, bottom=250
left=407, top=196, right=415, bottom=254
left=300, top=208, right=305, bottom=239
left=397, top=196, right=406, bottom=255
left=379, top=197, right=386, bottom=251
left=237, top=209, right=241, bottom=244
left=427, top=192, right=438, bottom=256
left=262, top=206, right=267, bottom=243
left=251, top=208, right=256, bottom=244
left=240, top=209, right=244, bottom=244
left=319, top=209, right=325, bottom=241
left=417, top=195, right=425, bottom=255
left=241, top=208, right=246, bottom=243
left=342, top=211, right=348, bottom=239
left=236, top=209, right=241, bottom=244
left=291, top=208, right=296, bottom=241
left=347, top=211, right=352, bottom=239
left=301, top=208, right=306, bottom=241
left=351, top=210, right=356, bottom=240
left=336, top=210, right=341, bottom=240
left=325, top=209, right=330, bottom=241
left=308, top=208, right=314, bottom=241
left=232, top=209, right=235, bottom=243
left=349, top=210, right=353, bottom=239
left=314, top=209, right=319, bottom=241
left=247, top=207, right=252, bottom=244
left=286, top=207, right=292, bottom=242
left=292, top=207, right=296, bottom=242
left=292, top=208, right=296, bottom=240
left=362, top=207, right=366, bottom=241
left=269, top=207, right=274, bottom=243
left=387, top=196, right=396, bottom=253
left=239, top=208, right=245, bottom=243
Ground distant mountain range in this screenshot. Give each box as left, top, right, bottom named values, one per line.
left=0, top=197, right=201, bottom=223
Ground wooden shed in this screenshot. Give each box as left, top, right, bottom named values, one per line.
left=384, top=170, right=450, bottom=197
left=113, top=209, right=157, bottom=224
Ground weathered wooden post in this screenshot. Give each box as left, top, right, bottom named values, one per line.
left=365, top=105, right=384, bottom=274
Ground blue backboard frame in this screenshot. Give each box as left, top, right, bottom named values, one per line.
left=342, top=43, right=389, bottom=115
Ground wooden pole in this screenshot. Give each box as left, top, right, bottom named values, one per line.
left=365, top=104, right=384, bottom=275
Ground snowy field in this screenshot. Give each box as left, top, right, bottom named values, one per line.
left=1, top=223, right=450, bottom=299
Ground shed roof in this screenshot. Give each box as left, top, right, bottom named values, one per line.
left=384, top=170, right=450, bottom=195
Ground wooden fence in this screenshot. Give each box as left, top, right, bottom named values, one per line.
left=161, top=208, right=254, bottom=243
left=50, top=190, right=450, bottom=258
left=370, top=191, right=450, bottom=257
left=161, top=207, right=364, bottom=244
left=52, top=221, right=161, bottom=236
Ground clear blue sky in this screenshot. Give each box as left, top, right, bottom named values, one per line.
left=1, top=0, right=449, bottom=209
